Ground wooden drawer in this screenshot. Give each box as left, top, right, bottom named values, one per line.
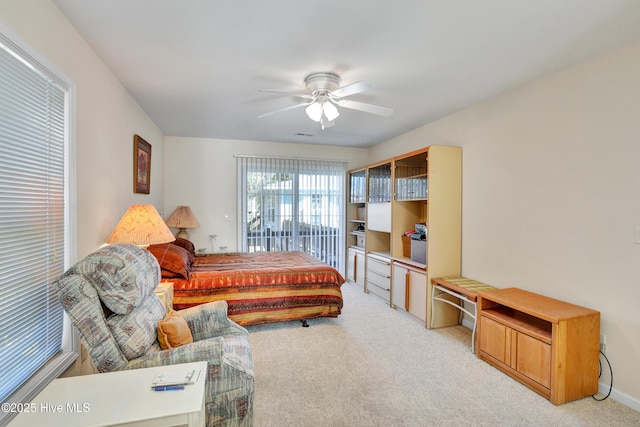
left=366, top=254, right=391, bottom=303
left=366, top=277, right=390, bottom=302
left=367, top=269, right=391, bottom=289
left=367, top=256, right=391, bottom=276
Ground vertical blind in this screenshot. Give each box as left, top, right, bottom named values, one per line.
left=0, top=40, right=67, bottom=402
left=238, top=156, right=346, bottom=271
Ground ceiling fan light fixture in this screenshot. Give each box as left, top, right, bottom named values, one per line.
left=305, top=101, right=323, bottom=122
left=323, top=102, right=339, bottom=121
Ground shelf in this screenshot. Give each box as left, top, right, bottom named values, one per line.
left=391, top=256, right=426, bottom=270
left=481, top=307, right=552, bottom=344
left=395, top=197, right=428, bottom=202
left=368, top=250, right=391, bottom=260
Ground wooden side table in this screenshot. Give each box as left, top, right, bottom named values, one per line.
left=8, top=361, right=207, bottom=427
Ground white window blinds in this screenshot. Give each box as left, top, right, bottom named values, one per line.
left=238, top=156, right=346, bottom=272
left=0, top=38, right=67, bottom=404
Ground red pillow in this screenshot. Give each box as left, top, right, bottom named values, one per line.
left=147, top=244, right=192, bottom=279
left=172, top=238, right=195, bottom=258
left=159, top=269, right=184, bottom=279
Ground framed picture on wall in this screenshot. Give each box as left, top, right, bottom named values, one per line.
left=134, top=134, right=151, bottom=194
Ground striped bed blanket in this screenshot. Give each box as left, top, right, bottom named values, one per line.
left=168, top=251, right=345, bottom=326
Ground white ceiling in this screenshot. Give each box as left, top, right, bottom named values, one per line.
left=52, top=0, right=640, bottom=148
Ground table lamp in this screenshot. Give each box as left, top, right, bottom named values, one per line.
left=107, top=204, right=175, bottom=247
left=165, top=205, right=200, bottom=240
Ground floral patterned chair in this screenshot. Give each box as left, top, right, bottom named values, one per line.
left=53, top=244, right=254, bottom=427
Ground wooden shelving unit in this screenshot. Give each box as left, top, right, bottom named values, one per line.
left=346, top=145, right=462, bottom=327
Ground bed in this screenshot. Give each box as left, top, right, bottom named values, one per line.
left=147, top=239, right=345, bottom=326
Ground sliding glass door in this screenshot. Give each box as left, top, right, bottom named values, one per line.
left=238, top=156, right=345, bottom=271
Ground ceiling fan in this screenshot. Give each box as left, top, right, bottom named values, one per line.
left=258, top=72, right=393, bottom=130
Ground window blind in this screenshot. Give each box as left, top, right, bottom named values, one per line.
left=0, top=39, right=67, bottom=403
left=238, top=156, right=346, bottom=272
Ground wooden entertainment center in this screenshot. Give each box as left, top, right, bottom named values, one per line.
left=477, top=287, right=600, bottom=404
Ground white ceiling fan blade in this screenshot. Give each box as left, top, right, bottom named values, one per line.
left=260, top=89, right=313, bottom=100
left=337, top=99, right=393, bottom=116
left=257, top=102, right=310, bottom=118
left=330, top=81, right=375, bottom=98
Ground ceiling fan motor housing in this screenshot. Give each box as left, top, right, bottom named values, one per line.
left=305, top=72, right=341, bottom=95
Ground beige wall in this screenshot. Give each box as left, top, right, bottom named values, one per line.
left=370, top=41, right=640, bottom=408
left=0, top=0, right=165, bottom=259
left=4, top=0, right=639, bottom=410
left=164, top=137, right=367, bottom=253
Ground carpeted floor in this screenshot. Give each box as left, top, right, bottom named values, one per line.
left=247, top=281, right=640, bottom=426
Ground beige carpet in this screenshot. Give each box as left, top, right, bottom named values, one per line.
left=247, top=281, right=640, bottom=426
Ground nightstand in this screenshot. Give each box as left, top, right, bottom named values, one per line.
left=154, top=281, right=174, bottom=312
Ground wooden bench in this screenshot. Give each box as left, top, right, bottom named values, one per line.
left=430, top=276, right=497, bottom=353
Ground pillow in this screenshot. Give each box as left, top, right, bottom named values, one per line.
left=172, top=237, right=196, bottom=258
left=147, top=243, right=192, bottom=279
left=159, top=269, right=184, bottom=279
left=157, top=310, right=193, bottom=349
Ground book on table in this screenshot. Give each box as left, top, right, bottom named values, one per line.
left=151, top=369, right=201, bottom=388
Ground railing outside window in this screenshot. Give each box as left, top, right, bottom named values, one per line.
left=238, top=156, right=345, bottom=271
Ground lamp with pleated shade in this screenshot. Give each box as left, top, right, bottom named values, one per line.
left=107, top=204, right=175, bottom=247
left=165, top=205, right=200, bottom=240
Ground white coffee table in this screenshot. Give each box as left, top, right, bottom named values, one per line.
left=8, top=361, right=207, bottom=427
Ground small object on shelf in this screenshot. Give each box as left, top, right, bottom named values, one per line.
left=401, top=235, right=411, bottom=257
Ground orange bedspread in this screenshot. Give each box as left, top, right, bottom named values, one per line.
left=168, top=251, right=345, bottom=326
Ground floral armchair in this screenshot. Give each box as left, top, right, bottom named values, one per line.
left=53, top=244, right=254, bottom=427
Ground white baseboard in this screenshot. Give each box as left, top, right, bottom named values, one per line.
left=598, top=381, right=640, bottom=412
